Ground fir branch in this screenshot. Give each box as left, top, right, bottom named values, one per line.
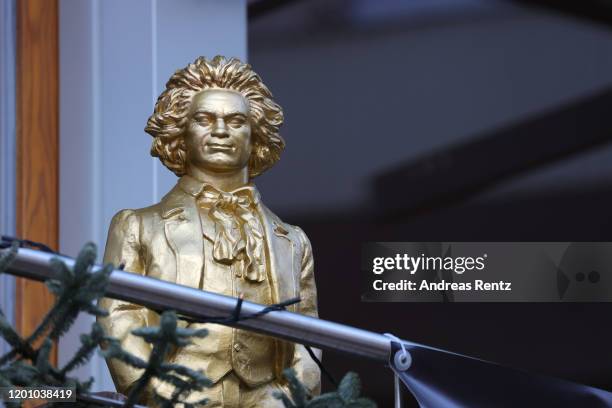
left=35, top=339, right=54, bottom=377
left=0, top=310, right=35, bottom=364
left=0, top=242, right=111, bottom=405
left=120, top=311, right=210, bottom=407
left=1, top=360, right=38, bottom=385
left=338, top=372, right=361, bottom=403
left=307, top=394, right=344, bottom=408
left=0, top=243, right=31, bottom=365
left=26, top=243, right=112, bottom=345
left=285, top=368, right=309, bottom=406
left=277, top=370, right=377, bottom=408
left=59, top=322, right=107, bottom=376
left=0, top=370, right=20, bottom=408
left=0, top=241, right=18, bottom=272
left=161, top=362, right=211, bottom=386
left=0, top=373, right=21, bottom=408
left=101, top=338, right=149, bottom=370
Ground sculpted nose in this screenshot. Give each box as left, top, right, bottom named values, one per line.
left=212, top=118, right=229, bottom=138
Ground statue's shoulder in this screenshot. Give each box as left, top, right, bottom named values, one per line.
left=111, top=182, right=186, bottom=223
left=109, top=202, right=162, bottom=225
left=259, top=203, right=311, bottom=249
left=109, top=185, right=186, bottom=234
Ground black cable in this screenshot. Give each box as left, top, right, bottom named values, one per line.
left=176, top=297, right=301, bottom=326
left=177, top=296, right=338, bottom=387
left=305, top=345, right=338, bottom=387
left=0, top=235, right=58, bottom=254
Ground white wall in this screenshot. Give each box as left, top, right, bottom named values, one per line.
left=59, top=0, right=246, bottom=391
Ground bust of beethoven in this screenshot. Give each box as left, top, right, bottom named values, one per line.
left=98, top=56, right=320, bottom=406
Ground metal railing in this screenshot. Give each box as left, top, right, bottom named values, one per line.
left=5, top=247, right=393, bottom=364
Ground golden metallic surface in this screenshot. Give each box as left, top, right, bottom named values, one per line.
left=97, top=56, right=320, bottom=406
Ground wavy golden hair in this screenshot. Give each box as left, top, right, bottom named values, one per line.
left=145, top=56, right=285, bottom=178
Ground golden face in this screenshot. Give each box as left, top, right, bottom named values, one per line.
left=184, top=89, right=252, bottom=174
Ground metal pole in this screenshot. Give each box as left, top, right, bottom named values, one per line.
left=4, top=248, right=392, bottom=363
left=394, top=375, right=403, bottom=408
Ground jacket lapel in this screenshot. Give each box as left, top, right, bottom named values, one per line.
left=161, top=185, right=204, bottom=288
left=257, top=202, right=298, bottom=312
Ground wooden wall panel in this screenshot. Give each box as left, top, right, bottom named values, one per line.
left=16, top=0, right=59, bottom=365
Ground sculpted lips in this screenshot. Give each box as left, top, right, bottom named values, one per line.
left=206, top=142, right=234, bottom=152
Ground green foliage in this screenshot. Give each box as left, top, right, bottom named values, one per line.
left=0, top=241, right=17, bottom=272
left=0, top=243, right=109, bottom=407
left=276, top=369, right=377, bottom=408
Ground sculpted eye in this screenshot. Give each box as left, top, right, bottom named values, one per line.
left=227, top=116, right=246, bottom=128
left=193, top=113, right=212, bottom=125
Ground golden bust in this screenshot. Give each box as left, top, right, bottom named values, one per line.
left=98, top=56, right=320, bottom=406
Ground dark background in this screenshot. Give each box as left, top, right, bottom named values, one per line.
left=248, top=0, right=612, bottom=405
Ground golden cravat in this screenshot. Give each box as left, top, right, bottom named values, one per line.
left=198, top=184, right=266, bottom=283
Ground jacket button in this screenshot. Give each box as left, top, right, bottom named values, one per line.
left=233, top=343, right=241, bottom=352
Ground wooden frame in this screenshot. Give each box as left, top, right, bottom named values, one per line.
left=15, top=0, right=59, bottom=364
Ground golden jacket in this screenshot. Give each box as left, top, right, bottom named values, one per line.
left=97, top=177, right=320, bottom=396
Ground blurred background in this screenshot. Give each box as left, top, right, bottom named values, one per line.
left=249, top=0, right=612, bottom=405
left=3, top=0, right=612, bottom=406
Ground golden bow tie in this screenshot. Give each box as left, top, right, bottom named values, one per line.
left=199, top=186, right=266, bottom=283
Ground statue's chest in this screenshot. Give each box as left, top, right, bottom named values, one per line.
left=200, top=237, right=273, bottom=305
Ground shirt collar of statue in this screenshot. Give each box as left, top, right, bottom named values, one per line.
left=178, top=175, right=261, bottom=205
